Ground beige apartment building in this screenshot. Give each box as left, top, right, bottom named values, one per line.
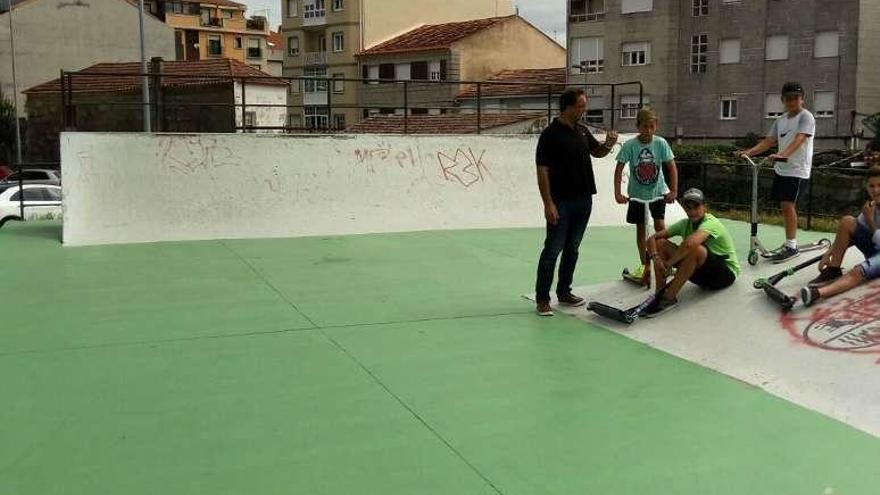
left=567, top=0, right=880, bottom=143
left=144, top=0, right=271, bottom=71
left=280, top=0, right=515, bottom=129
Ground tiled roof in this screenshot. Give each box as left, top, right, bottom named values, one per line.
left=347, top=113, right=544, bottom=135
left=457, top=68, right=567, bottom=100
left=191, top=0, right=246, bottom=9
left=358, top=16, right=516, bottom=57
left=266, top=31, right=283, bottom=48
left=25, top=59, right=287, bottom=94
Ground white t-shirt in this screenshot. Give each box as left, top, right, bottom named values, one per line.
left=767, top=109, right=816, bottom=179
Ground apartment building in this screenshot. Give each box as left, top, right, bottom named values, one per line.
left=566, top=0, right=880, bottom=142
left=145, top=0, right=271, bottom=71
left=280, top=0, right=515, bottom=130
left=0, top=0, right=175, bottom=113
left=357, top=16, right=565, bottom=118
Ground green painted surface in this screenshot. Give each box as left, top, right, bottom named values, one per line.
left=1, top=220, right=875, bottom=494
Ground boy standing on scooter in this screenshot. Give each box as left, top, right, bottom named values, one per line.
left=614, top=108, right=678, bottom=283
left=737, top=82, right=816, bottom=263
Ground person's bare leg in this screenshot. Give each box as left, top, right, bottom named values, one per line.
left=663, top=245, right=708, bottom=300
left=822, top=215, right=857, bottom=270
left=781, top=201, right=798, bottom=244
left=653, top=239, right=677, bottom=291
left=818, top=267, right=866, bottom=299
left=636, top=223, right=647, bottom=265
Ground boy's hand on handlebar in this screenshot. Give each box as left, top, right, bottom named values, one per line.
left=733, top=150, right=749, bottom=158
left=664, top=191, right=677, bottom=204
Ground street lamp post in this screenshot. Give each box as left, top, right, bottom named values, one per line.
left=137, top=0, right=151, bottom=132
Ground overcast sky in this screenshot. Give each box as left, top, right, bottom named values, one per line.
left=241, top=0, right=567, bottom=45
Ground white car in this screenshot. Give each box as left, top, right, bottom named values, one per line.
left=0, top=184, right=63, bottom=227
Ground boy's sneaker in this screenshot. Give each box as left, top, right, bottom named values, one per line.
left=769, top=246, right=800, bottom=264
left=557, top=292, right=586, bottom=307
left=536, top=301, right=554, bottom=316
left=644, top=296, right=678, bottom=318
left=800, top=286, right=821, bottom=307
left=630, top=265, right=645, bottom=279
left=808, top=267, right=843, bottom=288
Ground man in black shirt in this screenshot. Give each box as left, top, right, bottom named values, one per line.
left=535, top=88, right=618, bottom=316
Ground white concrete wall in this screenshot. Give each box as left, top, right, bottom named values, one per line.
left=61, top=132, right=683, bottom=246
left=233, top=82, right=287, bottom=132
left=0, top=0, right=176, bottom=113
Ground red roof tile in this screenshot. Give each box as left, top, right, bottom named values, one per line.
left=457, top=67, right=567, bottom=100
left=347, top=113, right=545, bottom=135
left=358, top=16, right=515, bottom=57
left=267, top=31, right=283, bottom=48
left=24, top=58, right=287, bottom=94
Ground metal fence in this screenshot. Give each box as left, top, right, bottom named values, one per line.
left=57, top=71, right=644, bottom=134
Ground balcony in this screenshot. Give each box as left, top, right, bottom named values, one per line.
left=570, top=0, right=605, bottom=23
left=570, top=11, right=605, bottom=22
left=302, top=51, right=328, bottom=66
left=201, top=17, right=223, bottom=27
left=303, top=90, right=328, bottom=106
left=247, top=17, right=266, bottom=31
left=302, top=5, right=326, bottom=27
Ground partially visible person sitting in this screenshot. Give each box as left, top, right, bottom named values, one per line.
left=801, top=165, right=880, bottom=306
left=643, top=188, right=741, bottom=317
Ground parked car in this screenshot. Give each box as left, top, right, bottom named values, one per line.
left=0, top=184, right=63, bottom=227
left=1, top=168, right=62, bottom=186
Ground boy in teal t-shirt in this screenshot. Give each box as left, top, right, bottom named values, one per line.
left=614, top=108, right=678, bottom=283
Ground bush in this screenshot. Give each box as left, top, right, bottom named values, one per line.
left=671, top=143, right=739, bottom=163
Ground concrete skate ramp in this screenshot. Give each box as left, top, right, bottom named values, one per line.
left=535, top=250, right=880, bottom=438
left=61, top=132, right=681, bottom=246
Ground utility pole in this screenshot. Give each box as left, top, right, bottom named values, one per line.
left=137, top=0, right=151, bottom=131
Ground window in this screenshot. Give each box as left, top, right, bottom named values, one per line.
left=208, top=34, right=222, bottom=56
left=10, top=188, right=49, bottom=201
left=570, top=36, right=604, bottom=74
left=621, top=0, right=652, bottom=14
left=332, top=0, right=343, bottom=11
left=248, top=38, right=261, bottom=58
left=304, top=0, right=325, bottom=19
left=429, top=60, right=442, bottom=81
left=570, top=0, right=605, bottom=22
left=333, top=113, right=346, bottom=129
left=304, top=67, right=328, bottom=92
left=692, top=0, right=708, bottom=16
left=287, top=0, right=297, bottom=17
left=395, top=63, right=411, bottom=81
left=332, top=32, right=344, bottom=52
left=814, top=31, right=839, bottom=58
left=244, top=111, right=256, bottom=128
left=367, top=65, right=379, bottom=84
left=691, top=34, right=708, bottom=73
left=332, top=73, right=344, bottom=93
left=221, top=9, right=233, bottom=18
left=722, top=0, right=741, bottom=4
left=288, top=36, right=299, bottom=56
left=621, top=41, right=650, bottom=66
left=719, top=38, right=741, bottom=64
left=200, top=8, right=211, bottom=25
left=234, top=37, right=242, bottom=49
left=720, top=97, right=737, bottom=120
left=45, top=188, right=62, bottom=201
left=586, top=109, right=604, bottom=125
left=766, top=35, right=789, bottom=61
left=814, top=91, right=835, bottom=117
left=379, top=63, right=394, bottom=81
left=411, top=61, right=428, bottom=80
left=765, top=93, right=784, bottom=118
left=620, top=95, right=647, bottom=120
left=304, top=106, right=329, bottom=129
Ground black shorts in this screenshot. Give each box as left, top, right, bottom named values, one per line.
left=689, top=251, right=736, bottom=290
left=770, top=175, right=804, bottom=203
left=626, top=199, right=666, bottom=225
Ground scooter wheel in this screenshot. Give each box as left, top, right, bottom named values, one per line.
left=818, top=238, right=831, bottom=248
left=753, top=279, right=765, bottom=289
left=748, top=251, right=759, bottom=266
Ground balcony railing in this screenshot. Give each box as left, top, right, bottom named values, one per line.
left=201, top=17, right=223, bottom=27
left=570, top=11, right=606, bottom=22
left=303, top=51, right=328, bottom=66
left=247, top=18, right=266, bottom=31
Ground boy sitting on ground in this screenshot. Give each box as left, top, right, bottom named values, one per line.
left=801, top=165, right=880, bottom=306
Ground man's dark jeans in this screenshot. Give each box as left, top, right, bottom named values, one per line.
left=535, top=195, right=593, bottom=303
